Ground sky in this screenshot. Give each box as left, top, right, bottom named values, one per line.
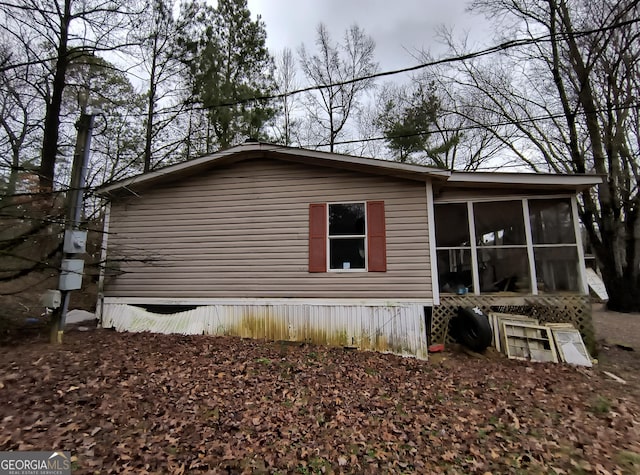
left=246, top=0, right=493, bottom=77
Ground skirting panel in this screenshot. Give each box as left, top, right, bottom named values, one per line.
left=430, top=295, right=595, bottom=355
left=102, top=302, right=428, bottom=359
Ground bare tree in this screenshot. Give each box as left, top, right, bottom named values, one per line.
left=451, top=0, right=640, bottom=310
left=272, top=48, right=300, bottom=146
left=0, top=0, right=138, bottom=192
left=63, top=54, right=146, bottom=190
left=299, top=23, right=378, bottom=152
left=0, top=43, right=42, bottom=196
left=423, top=55, right=525, bottom=172
left=351, top=99, right=386, bottom=159
left=0, top=2, right=147, bottom=336
left=129, top=0, right=187, bottom=172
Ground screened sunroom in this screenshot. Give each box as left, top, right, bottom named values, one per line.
left=428, top=170, right=600, bottom=353
left=434, top=197, right=586, bottom=297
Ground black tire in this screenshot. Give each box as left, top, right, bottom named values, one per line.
left=453, top=306, right=493, bottom=352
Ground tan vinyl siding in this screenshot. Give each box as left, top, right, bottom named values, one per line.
left=105, top=158, right=432, bottom=299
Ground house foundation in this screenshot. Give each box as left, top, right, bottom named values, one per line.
left=100, top=299, right=429, bottom=359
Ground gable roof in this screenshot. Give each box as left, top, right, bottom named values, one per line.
left=98, top=142, right=451, bottom=196
left=98, top=141, right=603, bottom=197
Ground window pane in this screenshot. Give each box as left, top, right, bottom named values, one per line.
left=437, top=249, right=474, bottom=293
left=477, top=248, right=531, bottom=293
left=330, top=238, right=365, bottom=269
left=474, top=201, right=526, bottom=246
left=329, top=203, right=365, bottom=236
left=529, top=199, right=576, bottom=244
left=434, top=203, right=470, bottom=247
left=534, top=247, right=580, bottom=293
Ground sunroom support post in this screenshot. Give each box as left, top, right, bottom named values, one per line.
left=572, top=195, right=589, bottom=295
left=467, top=202, right=480, bottom=295
left=522, top=199, right=539, bottom=295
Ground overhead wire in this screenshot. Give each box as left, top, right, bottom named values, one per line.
left=1, top=14, right=637, bottom=162
left=82, top=16, right=640, bottom=151
left=313, top=102, right=640, bottom=149
left=84, top=16, right=640, bottom=119
left=185, top=17, right=640, bottom=110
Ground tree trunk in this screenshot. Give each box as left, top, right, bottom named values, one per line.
left=7, top=144, right=20, bottom=196
left=39, top=0, right=72, bottom=192
left=143, top=35, right=158, bottom=172
left=602, top=271, right=640, bottom=313
left=590, top=216, right=640, bottom=312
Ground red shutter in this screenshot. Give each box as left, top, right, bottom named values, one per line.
left=309, top=203, right=327, bottom=272
left=367, top=201, right=387, bottom=272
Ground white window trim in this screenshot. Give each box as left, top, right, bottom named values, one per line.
left=435, top=196, right=585, bottom=296
left=327, top=201, right=368, bottom=273
left=426, top=181, right=440, bottom=305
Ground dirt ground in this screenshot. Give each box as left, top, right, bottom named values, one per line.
left=591, top=302, right=640, bottom=392
left=592, top=303, right=640, bottom=349
left=1, top=330, right=640, bottom=474
left=0, top=301, right=638, bottom=473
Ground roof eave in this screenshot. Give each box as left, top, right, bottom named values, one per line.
left=446, top=171, right=604, bottom=191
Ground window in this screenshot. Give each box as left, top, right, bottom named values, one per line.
left=528, top=199, right=580, bottom=292
left=329, top=203, right=366, bottom=270
left=309, top=201, right=386, bottom=273
left=434, top=203, right=473, bottom=293
left=474, top=201, right=530, bottom=293
left=435, top=198, right=582, bottom=295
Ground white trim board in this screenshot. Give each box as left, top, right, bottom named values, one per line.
left=99, top=142, right=450, bottom=195
left=446, top=172, right=602, bottom=189
left=426, top=180, right=440, bottom=305
left=95, top=201, right=111, bottom=323
left=585, top=268, right=609, bottom=301
left=434, top=193, right=574, bottom=204
left=102, top=297, right=435, bottom=306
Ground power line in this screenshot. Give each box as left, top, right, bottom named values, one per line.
left=311, top=102, right=640, bottom=149
left=1, top=12, right=636, bottom=174
left=91, top=15, right=640, bottom=119
left=42, top=100, right=640, bottom=167
left=189, top=17, right=640, bottom=111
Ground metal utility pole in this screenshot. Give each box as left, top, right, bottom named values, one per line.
left=50, top=113, right=95, bottom=344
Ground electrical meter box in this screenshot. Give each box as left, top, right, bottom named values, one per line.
left=59, top=258, right=85, bottom=291
left=41, top=289, right=62, bottom=308
left=63, top=229, right=88, bottom=254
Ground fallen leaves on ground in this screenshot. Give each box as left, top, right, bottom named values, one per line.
left=0, top=330, right=639, bottom=474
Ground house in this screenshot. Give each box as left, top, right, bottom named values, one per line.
left=96, top=142, right=602, bottom=358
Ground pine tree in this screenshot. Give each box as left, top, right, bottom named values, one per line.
left=178, top=0, right=275, bottom=151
